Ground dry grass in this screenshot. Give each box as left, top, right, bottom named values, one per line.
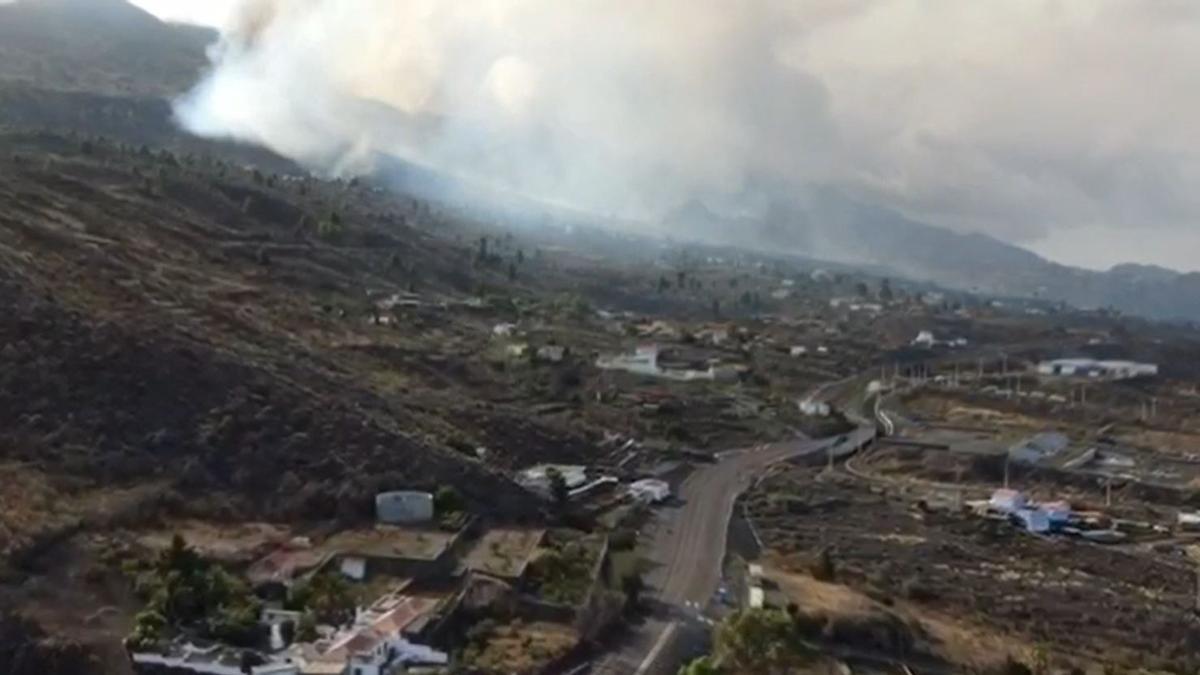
left=322, top=526, right=456, bottom=561
left=764, top=557, right=1027, bottom=672
left=470, top=621, right=578, bottom=674
left=136, top=520, right=291, bottom=563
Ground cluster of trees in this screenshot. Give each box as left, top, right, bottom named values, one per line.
left=526, top=537, right=598, bottom=605
left=474, top=236, right=526, bottom=282
left=285, top=572, right=356, bottom=629
left=126, top=536, right=361, bottom=654
left=679, top=608, right=815, bottom=675
left=126, top=535, right=264, bottom=651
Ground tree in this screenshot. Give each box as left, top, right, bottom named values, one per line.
left=477, top=236, right=489, bottom=264
left=621, top=572, right=645, bottom=612
left=711, top=608, right=814, bottom=674
left=126, top=610, right=167, bottom=651
left=545, top=467, right=570, bottom=509
left=287, top=572, right=355, bottom=625
left=658, top=276, right=671, bottom=293
left=433, top=486, right=465, bottom=515
left=809, top=546, right=836, bottom=582
left=855, top=281, right=870, bottom=298
left=317, top=212, right=344, bottom=241
left=880, top=278, right=894, bottom=302
left=295, top=613, right=318, bottom=642
left=679, top=657, right=722, bottom=675
left=507, top=261, right=517, bottom=282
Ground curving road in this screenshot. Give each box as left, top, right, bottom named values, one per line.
left=587, top=427, right=876, bottom=674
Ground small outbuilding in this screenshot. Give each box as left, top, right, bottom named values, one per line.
left=629, top=479, right=671, bottom=504
left=989, top=489, right=1028, bottom=514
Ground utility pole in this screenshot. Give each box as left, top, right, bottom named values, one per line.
left=1003, top=454, right=1011, bottom=489
left=1105, top=475, right=1113, bottom=507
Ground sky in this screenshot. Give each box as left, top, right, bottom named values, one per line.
left=128, top=0, right=1200, bottom=273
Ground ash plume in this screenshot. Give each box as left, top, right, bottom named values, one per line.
left=173, top=0, right=843, bottom=218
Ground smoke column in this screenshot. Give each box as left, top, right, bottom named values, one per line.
left=174, top=0, right=844, bottom=217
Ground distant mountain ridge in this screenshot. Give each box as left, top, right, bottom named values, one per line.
left=666, top=190, right=1200, bottom=321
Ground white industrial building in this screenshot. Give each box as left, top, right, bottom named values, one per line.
left=1036, top=359, right=1158, bottom=380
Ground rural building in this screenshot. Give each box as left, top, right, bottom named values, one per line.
left=1041, top=501, right=1072, bottom=525
left=1179, top=513, right=1200, bottom=531
left=748, top=585, right=765, bottom=609
left=596, top=345, right=661, bottom=376
left=790, top=346, right=808, bottom=357
left=1036, top=359, right=1158, bottom=380
left=536, top=345, right=567, bottom=363
left=628, top=479, right=671, bottom=503
left=913, top=331, right=936, bottom=348
left=517, top=464, right=588, bottom=498
left=131, top=642, right=299, bottom=675
left=697, top=325, right=731, bottom=345
left=799, top=398, right=831, bottom=417
left=375, top=491, right=434, bottom=525
left=290, top=594, right=447, bottom=675
left=1009, top=432, right=1069, bottom=465
left=989, top=489, right=1028, bottom=513
left=339, top=556, right=367, bottom=581
left=1012, top=509, right=1052, bottom=533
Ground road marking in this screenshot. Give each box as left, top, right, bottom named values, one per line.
left=634, top=621, right=678, bottom=675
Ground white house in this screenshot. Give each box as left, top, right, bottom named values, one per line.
left=989, top=489, right=1028, bottom=514
left=789, top=346, right=808, bottom=357
left=517, top=464, right=588, bottom=498
left=798, top=398, right=831, bottom=417
left=292, top=595, right=446, bottom=675
left=912, top=330, right=936, bottom=348
left=596, top=345, right=661, bottom=376
left=629, top=479, right=671, bottom=503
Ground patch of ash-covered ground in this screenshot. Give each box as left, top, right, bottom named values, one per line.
left=744, top=467, right=1200, bottom=672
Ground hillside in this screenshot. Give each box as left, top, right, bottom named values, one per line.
left=0, top=0, right=213, bottom=97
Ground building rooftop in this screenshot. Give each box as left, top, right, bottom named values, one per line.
left=462, top=529, right=546, bottom=579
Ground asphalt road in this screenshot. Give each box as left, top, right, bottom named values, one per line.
left=586, top=428, right=876, bottom=674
